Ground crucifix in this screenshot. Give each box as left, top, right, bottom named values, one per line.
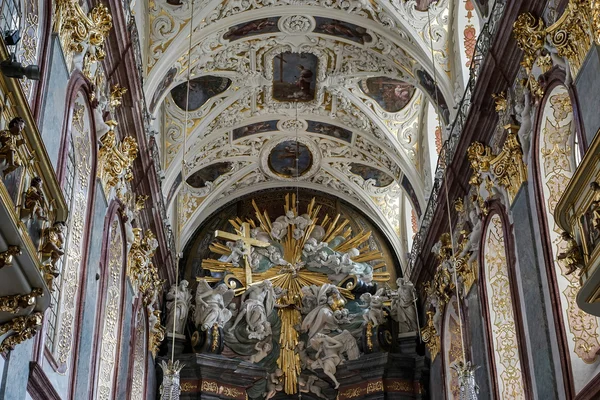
left=214, top=222, right=270, bottom=288
left=274, top=54, right=287, bottom=82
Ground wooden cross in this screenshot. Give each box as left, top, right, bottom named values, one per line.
left=214, top=222, right=270, bottom=288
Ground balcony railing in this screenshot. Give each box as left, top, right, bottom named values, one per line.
left=408, top=0, right=506, bottom=277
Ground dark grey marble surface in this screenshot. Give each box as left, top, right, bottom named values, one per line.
left=429, top=356, right=444, bottom=400
left=38, top=35, right=69, bottom=169
left=575, top=45, right=600, bottom=146
left=466, top=285, right=493, bottom=400
left=73, top=181, right=108, bottom=399
left=0, top=337, right=34, bottom=399
left=116, top=283, right=134, bottom=399
left=511, top=183, right=558, bottom=399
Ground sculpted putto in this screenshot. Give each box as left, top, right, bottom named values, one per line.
left=194, top=280, right=235, bottom=330
left=359, top=288, right=388, bottom=326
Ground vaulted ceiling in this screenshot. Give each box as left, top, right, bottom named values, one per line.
left=138, top=0, right=474, bottom=271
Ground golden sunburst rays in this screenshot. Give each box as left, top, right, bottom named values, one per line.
left=203, top=194, right=391, bottom=285
left=200, top=194, right=392, bottom=394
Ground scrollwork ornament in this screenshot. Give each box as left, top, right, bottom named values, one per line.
left=420, top=310, right=440, bottom=361
left=278, top=15, right=315, bottom=34
left=97, top=126, right=139, bottom=196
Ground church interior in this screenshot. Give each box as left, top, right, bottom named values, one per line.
left=1, top=0, right=600, bottom=399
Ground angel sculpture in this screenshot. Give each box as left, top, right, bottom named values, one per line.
left=220, top=240, right=246, bottom=266
left=165, top=280, right=193, bottom=335
left=301, top=284, right=345, bottom=338
left=230, top=280, right=276, bottom=340
left=194, top=281, right=235, bottom=331
left=389, top=277, right=418, bottom=333
left=359, top=288, right=388, bottom=327
left=309, top=330, right=359, bottom=389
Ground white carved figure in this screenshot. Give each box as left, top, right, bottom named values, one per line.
left=165, top=280, right=194, bottom=335
left=123, top=206, right=136, bottom=252
left=303, top=238, right=327, bottom=258
left=309, top=333, right=345, bottom=389
left=231, top=280, right=276, bottom=340
left=515, top=88, right=534, bottom=163
left=194, top=280, right=235, bottom=330
left=221, top=240, right=246, bottom=266
left=301, top=284, right=343, bottom=338
left=359, top=288, right=388, bottom=326
left=298, top=375, right=327, bottom=399
left=390, top=277, right=418, bottom=333
left=250, top=339, right=273, bottom=364
left=264, top=369, right=283, bottom=400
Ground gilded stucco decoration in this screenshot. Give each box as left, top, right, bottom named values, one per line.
left=420, top=310, right=440, bottom=360
left=513, top=1, right=595, bottom=96
left=0, top=288, right=43, bottom=313
left=0, top=245, right=21, bottom=269
left=0, top=312, right=43, bottom=352
left=484, top=215, right=526, bottom=399
left=97, top=218, right=125, bottom=400
left=538, top=86, right=600, bottom=390
left=53, top=96, right=93, bottom=366
left=53, top=1, right=113, bottom=81
left=97, top=126, right=139, bottom=199
left=467, top=125, right=527, bottom=205
left=20, top=0, right=42, bottom=100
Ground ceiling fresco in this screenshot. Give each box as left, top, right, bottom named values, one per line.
left=359, top=77, right=416, bottom=113
left=170, top=76, right=231, bottom=111
left=144, top=0, right=459, bottom=268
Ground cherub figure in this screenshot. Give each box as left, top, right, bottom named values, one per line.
left=0, top=117, right=26, bottom=177
left=359, top=288, right=388, bottom=327
left=557, top=231, right=585, bottom=276
left=21, top=177, right=47, bottom=220
left=40, top=222, right=66, bottom=267
left=264, top=369, right=283, bottom=400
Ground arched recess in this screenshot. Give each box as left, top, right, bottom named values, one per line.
left=91, top=203, right=128, bottom=400
left=532, top=82, right=600, bottom=394
left=442, top=296, right=465, bottom=399
left=128, top=299, right=149, bottom=400
left=44, top=75, right=98, bottom=377
left=479, top=210, right=527, bottom=399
